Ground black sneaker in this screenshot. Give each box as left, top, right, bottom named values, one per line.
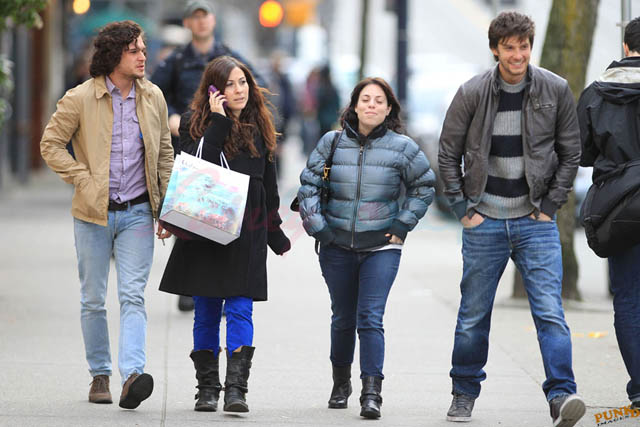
left=550, top=394, right=586, bottom=427
left=631, top=400, right=639, bottom=410
left=446, top=392, right=475, bottom=422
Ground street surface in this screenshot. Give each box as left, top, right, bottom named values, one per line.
left=0, top=136, right=632, bottom=427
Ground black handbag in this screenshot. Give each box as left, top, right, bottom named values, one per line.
left=290, top=130, right=342, bottom=212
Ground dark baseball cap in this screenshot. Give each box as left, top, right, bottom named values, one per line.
left=183, top=0, right=214, bottom=18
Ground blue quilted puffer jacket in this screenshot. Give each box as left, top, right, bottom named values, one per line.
left=298, top=121, right=435, bottom=250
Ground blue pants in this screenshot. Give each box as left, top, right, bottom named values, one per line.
left=609, top=243, right=640, bottom=402
left=450, top=216, right=576, bottom=400
left=193, top=296, right=253, bottom=357
left=319, top=245, right=401, bottom=379
left=73, top=202, right=154, bottom=385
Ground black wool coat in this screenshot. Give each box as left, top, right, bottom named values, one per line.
left=159, top=112, right=290, bottom=301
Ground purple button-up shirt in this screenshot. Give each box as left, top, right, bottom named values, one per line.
left=106, top=77, right=147, bottom=203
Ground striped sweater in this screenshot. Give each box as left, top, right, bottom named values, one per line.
left=476, top=77, right=534, bottom=219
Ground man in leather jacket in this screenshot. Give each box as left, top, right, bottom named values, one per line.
left=577, top=16, right=640, bottom=412
left=438, top=11, right=584, bottom=426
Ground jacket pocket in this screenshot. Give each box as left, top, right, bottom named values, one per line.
left=529, top=103, right=557, bottom=138
left=74, top=174, right=101, bottom=218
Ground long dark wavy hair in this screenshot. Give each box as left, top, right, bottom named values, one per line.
left=89, top=20, right=144, bottom=78
left=339, top=77, right=404, bottom=134
left=189, top=56, right=277, bottom=160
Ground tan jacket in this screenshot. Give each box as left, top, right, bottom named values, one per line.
left=41, top=76, right=174, bottom=226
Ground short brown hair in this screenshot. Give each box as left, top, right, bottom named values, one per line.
left=89, top=20, right=144, bottom=77
left=488, top=11, right=535, bottom=60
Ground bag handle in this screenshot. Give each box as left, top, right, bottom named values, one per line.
left=196, top=137, right=204, bottom=158
left=219, top=151, right=230, bottom=169
left=195, top=136, right=230, bottom=170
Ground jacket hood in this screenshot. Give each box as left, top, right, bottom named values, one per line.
left=593, top=56, right=640, bottom=104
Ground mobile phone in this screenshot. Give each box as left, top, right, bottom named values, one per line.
left=208, top=85, right=227, bottom=106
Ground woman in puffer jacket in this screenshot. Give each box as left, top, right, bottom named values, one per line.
left=298, top=77, right=435, bottom=419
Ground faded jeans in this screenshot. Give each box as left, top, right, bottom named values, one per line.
left=74, top=202, right=154, bottom=385
left=450, top=216, right=577, bottom=401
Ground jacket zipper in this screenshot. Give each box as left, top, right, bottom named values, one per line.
left=350, top=144, right=366, bottom=248
left=522, top=93, right=534, bottom=204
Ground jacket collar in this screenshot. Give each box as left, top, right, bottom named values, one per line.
left=490, top=63, right=533, bottom=95
left=94, top=75, right=150, bottom=99
left=344, top=117, right=388, bottom=143
left=186, top=40, right=226, bottom=61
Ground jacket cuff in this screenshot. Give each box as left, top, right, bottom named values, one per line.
left=388, top=220, right=410, bottom=242
left=313, top=226, right=335, bottom=245
left=268, top=229, right=291, bottom=255
left=451, top=200, right=468, bottom=221
left=540, top=196, right=559, bottom=217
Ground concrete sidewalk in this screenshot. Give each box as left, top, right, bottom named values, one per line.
left=0, top=143, right=633, bottom=427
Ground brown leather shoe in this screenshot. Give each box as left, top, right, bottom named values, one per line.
left=88, top=375, right=112, bottom=404
left=119, top=373, right=154, bottom=409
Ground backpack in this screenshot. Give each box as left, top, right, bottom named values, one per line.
left=580, top=158, right=640, bottom=257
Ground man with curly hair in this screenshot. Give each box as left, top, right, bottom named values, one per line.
left=40, top=21, right=173, bottom=409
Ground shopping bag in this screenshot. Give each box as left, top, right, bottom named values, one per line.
left=159, top=138, right=249, bottom=244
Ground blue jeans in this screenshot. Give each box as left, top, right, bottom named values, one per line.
left=450, top=216, right=576, bottom=400
left=319, top=245, right=401, bottom=379
left=193, top=296, right=253, bottom=357
left=73, top=202, right=154, bottom=385
left=609, top=243, right=640, bottom=402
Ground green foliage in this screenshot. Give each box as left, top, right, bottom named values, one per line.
left=0, top=0, right=47, bottom=32
left=0, top=0, right=47, bottom=126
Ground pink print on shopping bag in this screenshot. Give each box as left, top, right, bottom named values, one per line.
left=159, top=137, right=249, bottom=244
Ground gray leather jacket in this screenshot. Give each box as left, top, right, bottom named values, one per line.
left=298, top=122, right=435, bottom=250
left=438, top=64, right=581, bottom=220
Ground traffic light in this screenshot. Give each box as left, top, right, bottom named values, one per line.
left=72, top=0, right=91, bottom=14
left=284, top=0, right=315, bottom=27
left=259, top=0, right=284, bottom=28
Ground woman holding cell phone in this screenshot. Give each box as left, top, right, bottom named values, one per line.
left=159, top=56, right=290, bottom=414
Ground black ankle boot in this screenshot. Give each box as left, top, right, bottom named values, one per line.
left=360, top=376, right=382, bottom=419
left=190, top=349, right=222, bottom=411
left=223, top=346, right=255, bottom=413
left=328, top=365, right=352, bottom=408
